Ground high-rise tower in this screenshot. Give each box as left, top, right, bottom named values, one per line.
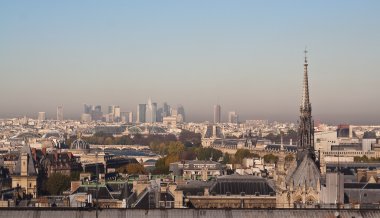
left=57, top=106, right=64, bottom=121
left=213, top=105, right=221, bottom=123
left=297, top=49, right=315, bottom=163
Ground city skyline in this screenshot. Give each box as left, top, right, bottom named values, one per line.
left=1, top=1, right=380, bottom=124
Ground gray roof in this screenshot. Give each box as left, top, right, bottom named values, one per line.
left=14, top=143, right=37, bottom=176
left=286, top=154, right=321, bottom=188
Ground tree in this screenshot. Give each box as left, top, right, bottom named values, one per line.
left=179, top=130, right=202, bottom=147
left=167, top=141, right=185, bottom=155
left=195, top=147, right=223, bottom=162
left=126, top=163, right=146, bottom=175
left=222, top=153, right=232, bottom=164
left=285, top=154, right=295, bottom=162
left=46, top=173, right=71, bottom=195
left=234, top=149, right=259, bottom=164
left=263, top=154, right=279, bottom=164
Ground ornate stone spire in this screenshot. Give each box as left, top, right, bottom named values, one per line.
left=297, top=49, right=315, bottom=164
left=301, top=49, right=311, bottom=112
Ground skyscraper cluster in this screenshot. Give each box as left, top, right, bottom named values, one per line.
left=137, top=98, right=185, bottom=124
left=82, top=104, right=103, bottom=122
left=228, top=111, right=239, bottom=124
left=79, top=99, right=184, bottom=124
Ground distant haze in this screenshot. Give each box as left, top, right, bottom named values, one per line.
left=1, top=1, right=379, bottom=125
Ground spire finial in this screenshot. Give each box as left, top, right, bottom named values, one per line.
left=304, top=47, right=308, bottom=63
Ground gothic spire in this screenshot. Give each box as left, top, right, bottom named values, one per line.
left=301, top=49, right=311, bottom=111
left=297, top=49, right=315, bottom=164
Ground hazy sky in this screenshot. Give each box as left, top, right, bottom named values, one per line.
left=1, top=1, right=379, bottom=124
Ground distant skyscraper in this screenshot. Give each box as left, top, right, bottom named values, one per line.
left=38, top=112, right=46, bottom=121
left=94, top=105, right=102, bottom=113
left=129, top=112, right=133, bottom=123
left=151, top=102, right=157, bottom=123
left=163, top=102, right=171, bottom=117
left=228, top=111, right=238, bottom=124
left=114, top=106, right=121, bottom=122
left=121, top=111, right=133, bottom=123
left=92, top=105, right=103, bottom=121
left=84, top=104, right=92, bottom=114
left=108, top=105, right=118, bottom=114
left=213, top=105, right=221, bottom=123
left=177, top=105, right=186, bottom=122
left=137, top=104, right=146, bottom=123
left=146, top=98, right=157, bottom=123
left=57, top=106, right=63, bottom=121
left=156, top=108, right=163, bottom=122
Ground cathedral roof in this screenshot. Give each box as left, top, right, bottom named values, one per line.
left=286, top=154, right=320, bottom=189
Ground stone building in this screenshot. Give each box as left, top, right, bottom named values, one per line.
left=11, top=143, right=38, bottom=198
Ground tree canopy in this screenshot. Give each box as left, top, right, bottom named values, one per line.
left=46, top=173, right=71, bottom=195
left=263, top=154, right=279, bottom=164
left=234, top=149, right=259, bottom=164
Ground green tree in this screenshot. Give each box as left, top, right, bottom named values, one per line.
left=285, top=154, right=295, bottom=162
left=167, top=141, right=185, bottom=155
left=46, top=173, right=71, bottom=195
left=263, top=154, right=279, bottom=164
left=126, top=163, right=146, bottom=174
left=222, top=152, right=231, bottom=164
left=234, top=149, right=259, bottom=164
left=196, top=147, right=223, bottom=162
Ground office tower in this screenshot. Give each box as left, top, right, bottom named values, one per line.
left=137, top=104, right=146, bottom=123
left=146, top=98, right=157, bottom=123
left=151, top=102, right=157, bottom=123
left=297, top=50, right=315, bottom=162
left=213, top=105, right=221, bottom=123
left=177, top=105, right=186, bottom=122
left=128, top=112, right=133, bottom=123
left=92, top=105, right=103, bottom=121
left=156, top=108, right=163, bottom=122
left=38, top=112, right=46, bottom=121
left=57, top=106, right=64, bottom=121
left=121, top=111, right=133, bottom=123
left=228, top=111, right=238, bottom=124
left=84, top=104, right=92, bottom=114
left=163, top=102, right=171, bottom=117
left=114, top=106, right=121, bottom=122
left=94, top=105, right=101, bottom=113
left=108, top=105, right=119, bottom=115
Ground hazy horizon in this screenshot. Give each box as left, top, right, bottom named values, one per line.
left=1, top=1, right=379, bottom=125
